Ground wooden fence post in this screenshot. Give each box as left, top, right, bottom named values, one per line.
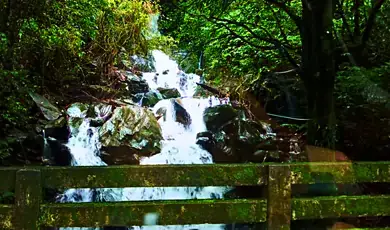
left=267, top=164, right=292, bottom=230
left=13, top=169, right=42, bottom=230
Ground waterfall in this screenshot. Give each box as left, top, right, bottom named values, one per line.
left=59, top=50, right=232, bottom=230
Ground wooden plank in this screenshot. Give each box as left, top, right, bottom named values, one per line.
left=41, top=164, right=266, bottom=188
left=0, top=168, right=16, bottom=192
left=2, top=161, right=390, bottom=188
left=267, top=164, right=292, bottom=230
left=289, top=161, right=390, bottom=184
left=39, top=199, right=267, bottom=227
left=292, top=195, right=390, bottom=220
left=13, top=169, right=42, bottom=230
left=0, top=205, right=13, bottom=229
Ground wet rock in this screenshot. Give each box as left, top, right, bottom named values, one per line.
left=4, top=128, right=69, bottom=166
left=203, top=104, right=239, bottom=132
left=29, top=92, right=62, bottom=121
left=125, top=72, right=150, bottom=95
left=28, top=122, right=71, bottom=167
left=99, top=105, right=163, bottom=165
left=43, top=116, right=69, bottom=141
left=179, top=73, right=187, bottom=90
left=2, top=130, right=42, bottom=166
left=157, top=87, right=181, bottom=99
left=100, top=146, right=140, bottom=165
left=90, top=118, right=105, bottom=127
left=44, top=138, right=72, bottom=166
left=252, top=149, right=283, bottom=162
left=196, top=131, right=214, bottom=153
left=67, top=103, right=113, bottom=134
left=130, top=54, right=155, bottom=72
left=201, top=105, right=273, bottom=163
left=155, top=107, right=167, bottom=121
left=133, top=90, right=164, bottom=107
left=153, top=73, right=159, bottom=84
left=173, top=98, right=192, bottom=128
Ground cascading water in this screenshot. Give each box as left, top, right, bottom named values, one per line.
left=58, top=50, right=234, bottom=230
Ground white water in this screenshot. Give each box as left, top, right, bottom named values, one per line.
left=59, top=50, right=232, bottom=230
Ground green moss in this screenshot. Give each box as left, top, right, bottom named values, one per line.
left=292, top=195, right=390, bottom=220
left=0, top=168, right=16, bottom=192
left=39, top=199, right=267, bottom=227
left=289, top=161, right=390, bottom=184
left=40, top=164, right=266, bottom=189
left=0, top=205, right=13, bottom=229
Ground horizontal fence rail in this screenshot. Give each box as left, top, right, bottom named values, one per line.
left=1, top=162, right=390, bottom=229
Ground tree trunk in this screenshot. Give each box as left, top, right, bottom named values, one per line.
left=301, top=0, right=337, bottom=148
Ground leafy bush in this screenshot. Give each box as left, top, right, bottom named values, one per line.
left=335, top=64, right=390, bottom=160
left=0, top=0, right=172, bottom=163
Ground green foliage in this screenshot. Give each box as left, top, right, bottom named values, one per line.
left=159, top=0, right=390, bottom=152
left=159, top=0, right=302, bottom=83
left=0, top=0, right=172, bottom=162
left=335, top=64, right=390, bottom=159
left=92, top=0, right=153, bottom=73
left=336, top=64, right=390, bottom=107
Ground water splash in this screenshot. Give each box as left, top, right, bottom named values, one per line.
left=59, top=50, right=233, bottom=229
left=142, top=50, right=200, bottom=97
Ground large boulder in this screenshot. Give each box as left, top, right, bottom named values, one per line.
left=126, top=72, right=150, bottom=95
left=130, top=54, right=156, bottom=72
left=198, top=104, right=283, bottom=163
left=157, top=87, right=181, bottom=99
left=43, top=137, right=72, bottom=166
left=66, top=103, right=113, bottom=135
left=173, top=98, right=192, bottom=128
left=133, top=90, right=164, bottom=107
left=99, top=105, right=163, bottom=165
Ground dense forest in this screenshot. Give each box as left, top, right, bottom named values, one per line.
left=158, top=0, right=390, bottom=156
left=0, top=0, right=389, bottom=166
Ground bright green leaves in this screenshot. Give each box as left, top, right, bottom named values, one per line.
left=158, top=0, right=303, bottom=84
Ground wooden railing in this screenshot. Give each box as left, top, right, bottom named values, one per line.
left=1, top=162, right=390, bottom=230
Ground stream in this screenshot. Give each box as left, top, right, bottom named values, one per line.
left=57, top=50, right=233, bottom=230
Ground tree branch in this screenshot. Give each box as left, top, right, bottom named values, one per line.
left=214, top=21, right=277, bottom=50
left=264, top=0, right=302, bottom=31
left=361, top=0, right=386, bottom=47
left=336, top=0, right=355, bottom=42
left=210, top=17, right=301, bottom=69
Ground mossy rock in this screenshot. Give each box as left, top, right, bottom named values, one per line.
left=99, top=105, right=163, bottom=164
left=203, top=104, right=239, bottom=132
left=157, top=87, right=181, bottom=99
left=133, top=90, right=164, bottom=107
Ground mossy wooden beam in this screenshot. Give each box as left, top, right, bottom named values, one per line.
left=40, top=164, right=266, bottom=188
left=267, top=165, right=291, bottom=230
left=0, top=168, right=16, bottom=192
left=39, top=199, right=267, bottom=227
left=13, top=169, right=42, bottom=230
left=292, top=195, right=390, bottom=220
left=0, top=205, right=13, bottom=229
left=289, top=161, right=390, bottom=184
left=2, top=162, right=390, bottom=189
